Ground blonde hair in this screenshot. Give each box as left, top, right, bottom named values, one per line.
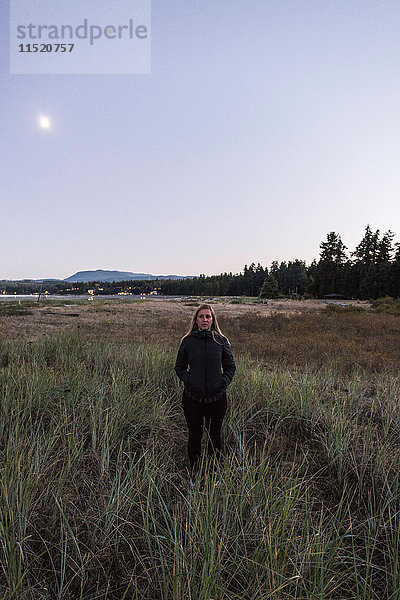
left=182, top=304, right=224, bottom=342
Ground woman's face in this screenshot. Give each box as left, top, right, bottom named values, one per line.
left=196, top=309, right=213, bottom=331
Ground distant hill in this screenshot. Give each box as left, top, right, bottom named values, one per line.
left=65, top=269, right=192, bottom=283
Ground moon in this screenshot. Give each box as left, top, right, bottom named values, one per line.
left=39, top=116, right=51, bottom=129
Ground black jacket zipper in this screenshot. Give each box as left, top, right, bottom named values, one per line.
left=204, top=333, right=208, bottom=396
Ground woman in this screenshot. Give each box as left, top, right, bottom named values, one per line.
left=175, top=304, right=236, bottom=479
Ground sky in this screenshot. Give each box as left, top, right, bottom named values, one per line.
left=1, top=0, right=400, bottom=280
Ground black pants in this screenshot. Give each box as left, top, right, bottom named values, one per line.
left=182, top=391, right=227, bottom=474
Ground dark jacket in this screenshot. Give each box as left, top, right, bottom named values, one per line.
left=175, top=330, right=236, bottom=400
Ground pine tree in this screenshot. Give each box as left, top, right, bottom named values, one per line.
left=317, top=232, right=348, bottom=296
left=389, top=242, right=400, bottom=298
left=259, top=274, right=280, bottom=299
left=254, top=263, right=267, bottom=294
left=353, top=225, right=380, bottom=265
left=286, top=260, right=308, bottom=295
left=377, top=231, right=395, bottom=262
left=320, top=232, right=347, bottom=264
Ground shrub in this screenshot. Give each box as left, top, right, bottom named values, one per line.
left=372, top=296, right=400, bottom=316
left=324, top=303, right=366, bottom=313
left=0, top=303, right=33, bottom=316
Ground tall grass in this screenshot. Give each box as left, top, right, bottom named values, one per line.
left=0, top=333, right=399, bottom=598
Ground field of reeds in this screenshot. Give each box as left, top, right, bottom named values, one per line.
left=0, top=299, right=400, bottom=599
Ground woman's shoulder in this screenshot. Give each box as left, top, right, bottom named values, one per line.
left=180, top=333, right=197, bottom=345
left=215, top=333, right=231, bottom=346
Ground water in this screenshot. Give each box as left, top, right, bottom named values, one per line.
left=0, top=294, right=181, bottom=302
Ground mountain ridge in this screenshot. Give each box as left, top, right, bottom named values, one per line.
left=64, top=269, right=193, bottom=283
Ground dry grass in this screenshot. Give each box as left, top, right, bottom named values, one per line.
left=0, top=298, right=398, bottom=373
left=1, top=298, right=400, bottom=598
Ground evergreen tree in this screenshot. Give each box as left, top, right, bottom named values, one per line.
left=306, top=260, right=318, bottom=296
left=254, top=263, right=267, bottom=294
left=320, top=231, right=347, bottom=264
left=270, top=261, right=279, bottom=278
left=374, top=231, right=395, bottom=296
left=242, top=263, right=259, bottom=296
left=286, top=260, right=308, bottom=295
left=317, top=231, right=348, bottom=296
left=389, top=243, right=400, bottom=298
left=259, top=274, right=280, bottom=298
left=377, top=230, right=395, bottom=262
left=353, top=225, right=380, bottom=265
left=351, top=226, right=379, bottom=299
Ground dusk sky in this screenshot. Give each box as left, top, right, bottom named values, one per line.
left=1, top=0, right=400, bottom=280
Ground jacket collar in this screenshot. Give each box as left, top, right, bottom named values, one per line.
left=192, top=329, right=213, bottom=338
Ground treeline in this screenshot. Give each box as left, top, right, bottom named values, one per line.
left=2, top=226, right=399, bottom=299
left=260, top=226, right=400, bottom=300
left=307, top=227, right=400, bottom=300
left=101, top=226, right=400, bottom=299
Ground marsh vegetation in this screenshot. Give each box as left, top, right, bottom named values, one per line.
left=0, top=299, right=399, bottom=599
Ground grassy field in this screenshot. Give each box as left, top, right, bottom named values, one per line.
left=0, top=298, right=399, bottom=599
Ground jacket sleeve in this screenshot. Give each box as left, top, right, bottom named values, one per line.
left=175, top=340, right=190, bottom=384
left=221, top=340, right=236, bottom=388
